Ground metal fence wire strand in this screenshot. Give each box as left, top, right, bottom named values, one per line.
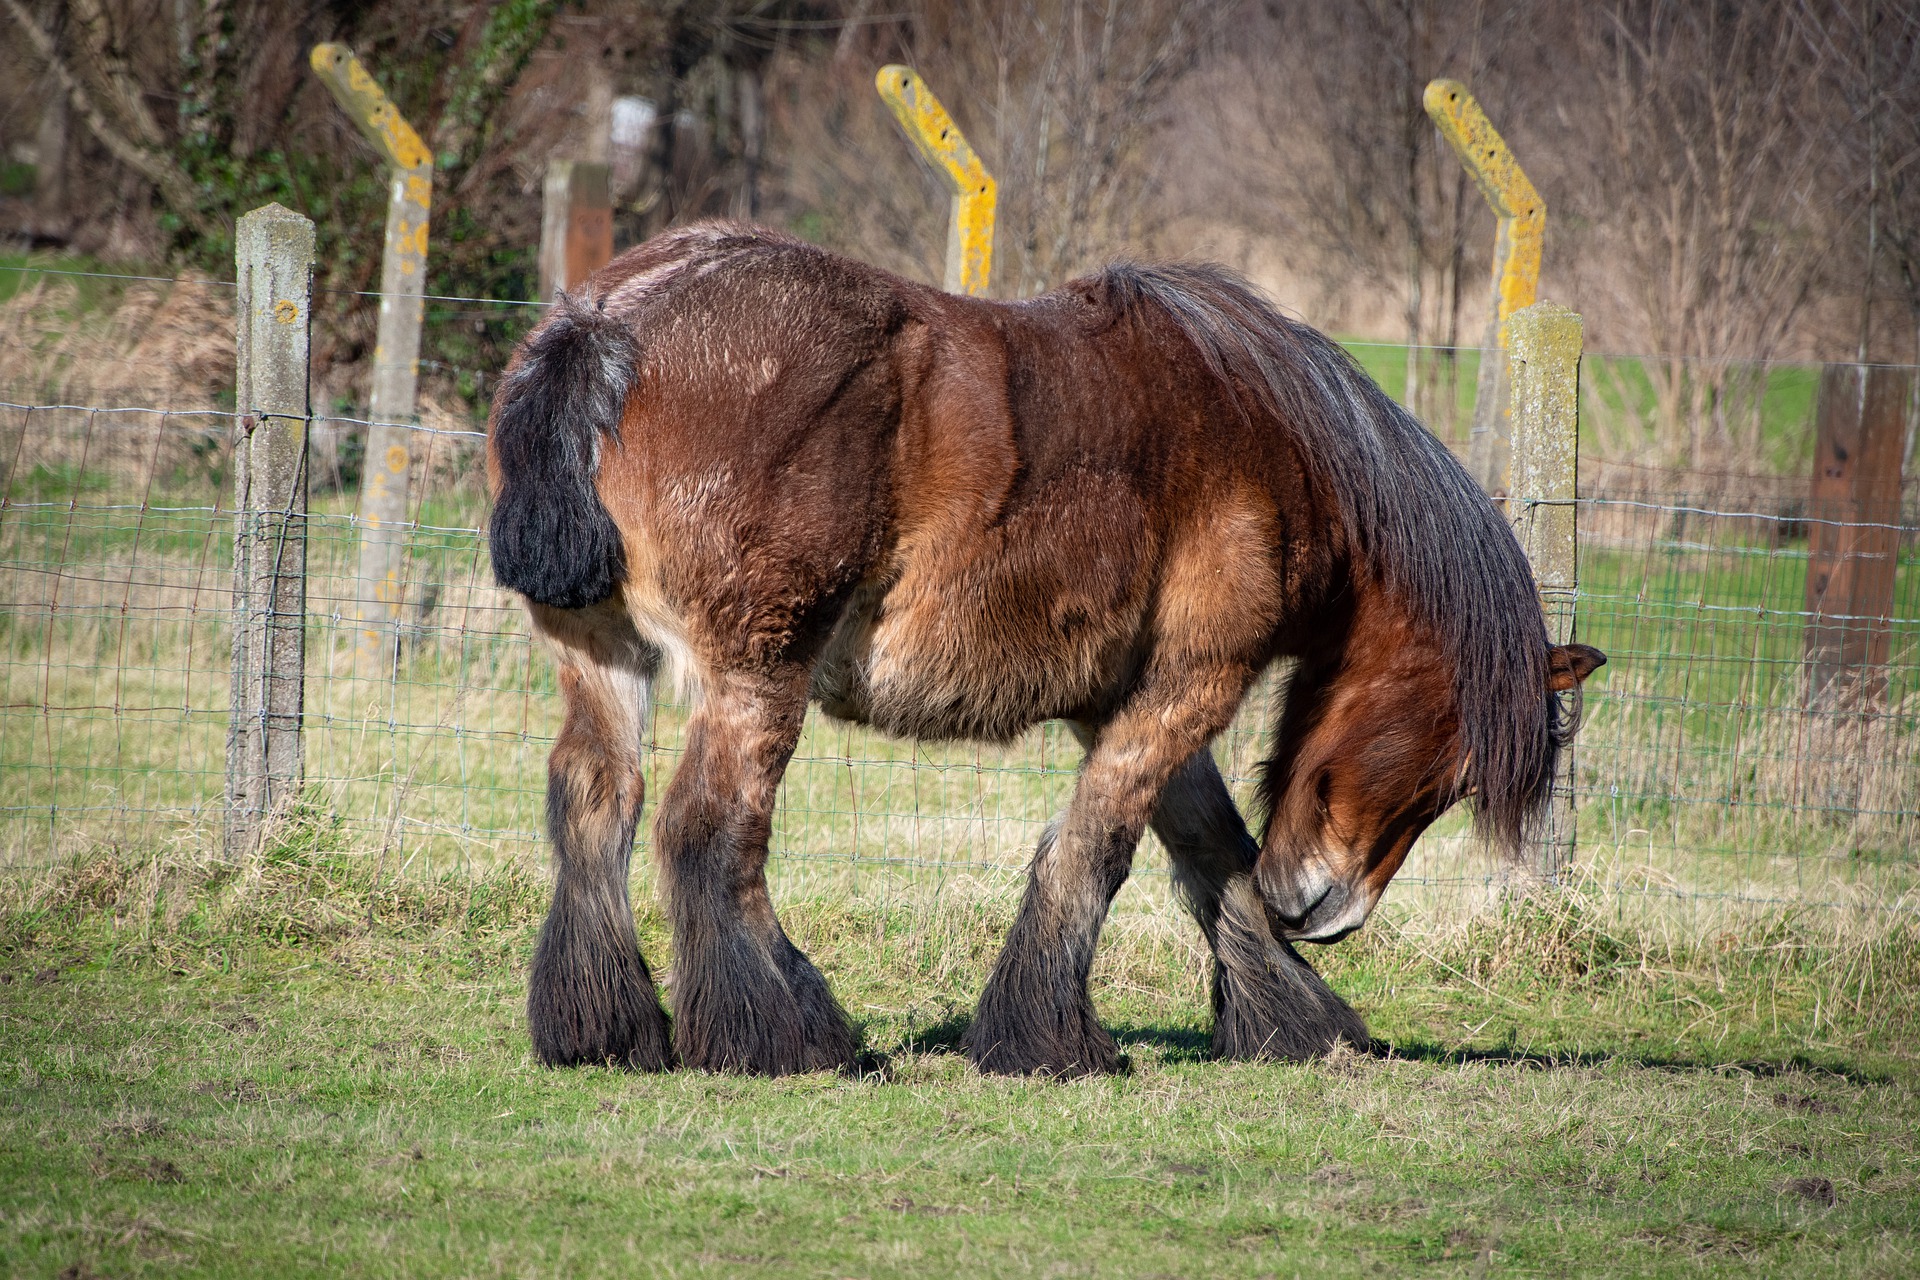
left=1, top=316, right=1916, bottom=916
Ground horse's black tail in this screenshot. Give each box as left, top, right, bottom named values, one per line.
left=1105, top=261, right=1557, bottom=856
left=488, top=295, right=636, bottom=610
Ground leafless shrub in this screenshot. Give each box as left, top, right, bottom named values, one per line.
left=1566, top=1, right=1837, bottom=469
left=774, top=0, right=1230, bottom=296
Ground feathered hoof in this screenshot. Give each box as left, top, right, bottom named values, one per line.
left=673, top=1009, right=860, bottom=1077
left=528, top=949, right=673, bottom=1071
left=963, top=1013, right=1122, bottom=1078
left=1211, top=996, right=1371, bottom=1061
left=1208, top=943, right=1371, bottom=1062
left=671, top=947, right=861, bottom=1077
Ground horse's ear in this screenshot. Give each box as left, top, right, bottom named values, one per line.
left=1547, top=643, right=1607, bottom=692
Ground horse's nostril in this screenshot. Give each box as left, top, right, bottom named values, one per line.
left=1270, top=881, right=1331, bottom=930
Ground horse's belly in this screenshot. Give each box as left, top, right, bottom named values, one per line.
left=811, top=503, right=1152, bottom=742
left=814, top=603, right=1129, bottom=743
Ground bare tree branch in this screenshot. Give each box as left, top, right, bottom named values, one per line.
left=67, top=0, right=168, bottom=147
left=3, top=0, right=217, bottom=238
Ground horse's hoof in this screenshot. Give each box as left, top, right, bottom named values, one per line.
left=674, top=1018, right=860, bottom=1077
left=964, top=1028, right=1121, bottom=1078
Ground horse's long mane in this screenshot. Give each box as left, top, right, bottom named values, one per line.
left=1103, top=262, right=1557, bottom=853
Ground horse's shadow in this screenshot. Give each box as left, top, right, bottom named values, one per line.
left=872, top=1014, right=1228, bottom=1075
left=1375, top=1038, right=1885, bottom=1085
left=863, top=1014, right=1881, bottom=1085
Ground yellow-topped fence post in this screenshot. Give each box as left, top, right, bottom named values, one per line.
left=875, top=66, right=995, bottom=296
left=310, top=43, right=432, bottom=676
left=1424, top=78, right=1545, bottom=496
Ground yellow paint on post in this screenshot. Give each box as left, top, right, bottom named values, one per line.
left=876, top=66, right=996, bottom=296
left=1423, top=79, right=1543, bottom=343
left=1424, top=79, right=1545, bottom=495
left=313, top=44, right=433, bottom=172
left=310, top=44, right=433, bottom=676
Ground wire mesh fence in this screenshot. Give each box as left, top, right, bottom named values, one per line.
left=1571, top=484, right=1919, bottom=910
left=1, top=266, right=1915, bottom=921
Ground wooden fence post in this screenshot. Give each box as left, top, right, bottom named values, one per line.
left=1425, top=79, right=1546, bottom=497
left=1507, top=301, right=1583, bottom=882
left=875, top=66, right=996, bottom=296
left=226, top=204, right=315, bottom=857
left=1805, top=364, right=1909, bottom=708
left=538, top=159, right=613, bottom=301
left=310, top=44, right=432, bottom=676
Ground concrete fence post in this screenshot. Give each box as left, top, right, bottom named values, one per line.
left=310, top=44, right=432, bottom=676
left=875, top=66, right=996, bottom=296
left=1507, top=301, right=1583, bottom=881
left=1425, top=79, right=1546, bottom=497
left=226, top=204, right=316, bottom=858
left=538, top=159, right=613, bottom=301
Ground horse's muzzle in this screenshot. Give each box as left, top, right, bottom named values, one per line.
left=1257, top=858, right=1375, bottom=944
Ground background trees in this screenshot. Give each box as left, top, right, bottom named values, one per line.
left=0, top=0, right=1909, bottom=467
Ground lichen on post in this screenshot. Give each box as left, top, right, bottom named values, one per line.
left=227, top=203, right=316, bottom=857
left=875, top=65, right=996, bottom=297
left=1506, top=300, right=1583, bottom=881
left=310, top=43, right=433, bottom=676
left=1424, top=79, right=1546, bottom=497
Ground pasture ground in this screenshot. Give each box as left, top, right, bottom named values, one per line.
left=2, top=830, right=1916, bottom=1279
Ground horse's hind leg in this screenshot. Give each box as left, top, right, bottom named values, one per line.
left=1153, top=751, right=1369, bottom=1059
left=527, top=599, right=673, bottom=1070
left=653, top=665, right=858, bottom=1075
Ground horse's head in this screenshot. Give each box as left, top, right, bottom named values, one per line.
left=1256, top=636, right=1607, bottom=943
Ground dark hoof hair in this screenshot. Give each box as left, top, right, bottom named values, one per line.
left=1209, top=880, right=1370, bottom=1060
left=528, top=893, right=673, bottom=1070
left=671, top=930, right=860, bottom=1076
left=964, top=954, right=1121, bottom=1078
left=1211, top=948, right=1370, bottom=1060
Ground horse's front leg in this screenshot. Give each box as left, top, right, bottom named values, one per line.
left=652, top=665, right=859, bottom=1075
left=1152, top=750, right=1369, bottom=1060
left=965, top=679, right=1240, bottom=1077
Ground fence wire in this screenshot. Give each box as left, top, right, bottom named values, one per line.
left=1, top=271, right=1916, bottom=917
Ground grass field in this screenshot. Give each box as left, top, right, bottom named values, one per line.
left=3, top=829, right=1918, bottom=1280
left=4, top=261, right=1918, bottom=1277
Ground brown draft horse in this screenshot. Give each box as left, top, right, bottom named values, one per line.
left=486, top=222, right=1605, bottom=1078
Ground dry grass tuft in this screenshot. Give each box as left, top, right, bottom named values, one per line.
left=0, top=275, right=233, bottom=411
left=2, top=793, right=549, bottom=955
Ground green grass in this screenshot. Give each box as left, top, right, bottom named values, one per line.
left=2, top=835, right=1917, bottom=1279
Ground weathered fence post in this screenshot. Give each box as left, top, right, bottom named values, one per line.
left=1804, top=364, right=1910, bottom=708
left=226, top=204, right=316, bottom=858
left=1507, top=301, right=1583, bottom=881
left=310, top=44, right=432, bottom=676
left=875, top=66, right=996, bottom=296
left=538, top=159, right=613, bottom=302
left=1425, top=79, right=1545, bottom=497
